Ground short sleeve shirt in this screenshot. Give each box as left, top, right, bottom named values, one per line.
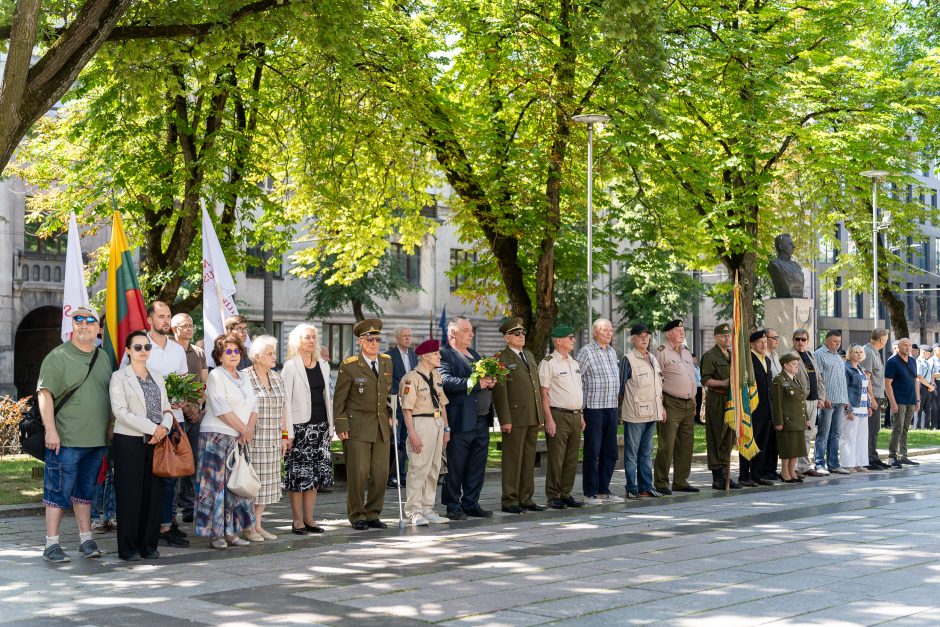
left=400, top=367, right=449, bottom=415
left=538, top=351, right=584, bottom=411
left=884, top=354, right=918, bottom=405
left=861, top=344, right=885, bottom=398
left=655, top=344, right=697, bottom=400
left=36, top=342, right=112, bottom=447
left=183, top=343, right=207, bottom=377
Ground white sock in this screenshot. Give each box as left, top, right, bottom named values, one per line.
left=79, top=531, right=93, bottom=544
left=46, top=535, right=59, bottom=548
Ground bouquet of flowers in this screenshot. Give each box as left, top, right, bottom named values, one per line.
left=164, top=373, right=204, bottom=404
left=467, top=357, right=510, bottom=392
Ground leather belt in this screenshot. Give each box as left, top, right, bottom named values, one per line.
left=663, top=393, right=694, bottom=402
left=413, top=411, right=442, bottom=418
left=550, top=407, right=583, bottom=414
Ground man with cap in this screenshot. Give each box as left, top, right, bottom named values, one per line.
left=914, top=343, right=935, bottom=430
left=654, top=319, right=700, bottom=494
left=538, top=325, right=585, bottom=509
left=493, top=317, right=545, bottom=513
left=36, top=306, right=112, bottom=562
left=929, top=344, right=940, bottom=429
left=333, top=318, right=394, bottom=530
left=740, top=329, right=774, bottom=486
left=619, top=324, right=666, bottom=499
left=699, top=323, right=741, bottom=490
left=399, top=340, right=450, bottom=526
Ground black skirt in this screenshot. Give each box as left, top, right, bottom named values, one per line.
left=283, top=421, right=334, bottom=492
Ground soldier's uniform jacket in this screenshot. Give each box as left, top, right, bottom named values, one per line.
left=493, top=348, right=545, bottom=427
left=399, top=366, right=449, bottom=417
left=537, top=351, right=584, bottom=411
left=333, top=353, right=393, bottom=442
left=771, top=372, right=808, bottom=431
left=700, top=344, right=731, bottom=419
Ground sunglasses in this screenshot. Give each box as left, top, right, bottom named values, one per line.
left=509, top=331, right=527, bottom=337
left=131, top=343, right=152, bottom=352
left=73, top=315, right=98, bottom=324
left=793, top=337, right=808, bottom=342
left=361, top=337, right=382, bottom=343
left=225, top=348, right=241, bottom=355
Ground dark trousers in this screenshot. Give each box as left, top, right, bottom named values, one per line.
left=112, top=434, right=161, bottom=559
left=176, top=420, right=200, bottom=517
left=869, top=398, right=885, bottom=463
left=442, top=415, right=491, bottom=513
left=582, top=407, right=619, bottom=498
left=761, top=424, right=779, bottom=477
left=932, top=385, right=940, bottom=429
left=739, top=416, right=772, bottom=481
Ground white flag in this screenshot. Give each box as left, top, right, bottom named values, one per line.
left=202, top=201, right=240, bottom=367
left=61, top=213, right=91, bottom=342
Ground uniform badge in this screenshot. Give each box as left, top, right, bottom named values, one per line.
left=403, top=385, right=411, bottom=394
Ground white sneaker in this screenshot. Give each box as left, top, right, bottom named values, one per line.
left=603, top=493, right=625, bottom=503
left=815, top=466, right=831, bottom=476
left=225, top=534, right=250, bottom=546
left=584, top=496, right=605, bottom=506
left=830, top=467, right=850, bottom=475
left=408, top=513, right=430, bottom=526
left=423, top=511, right=449, bottom=524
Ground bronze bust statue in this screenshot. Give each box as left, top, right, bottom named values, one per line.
left=767, top=234, right=805, bottom=298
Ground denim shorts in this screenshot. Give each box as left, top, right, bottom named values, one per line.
left=43, top=446, right=106, bottom=509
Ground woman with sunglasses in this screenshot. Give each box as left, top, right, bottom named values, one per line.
left=196, top=333, right=258, bottom=549
left=109, top=330, right=174, bottom=561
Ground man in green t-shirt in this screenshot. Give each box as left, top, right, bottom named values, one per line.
left=36, top=305, right=112, bottom=563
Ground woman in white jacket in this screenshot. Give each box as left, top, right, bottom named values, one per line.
left=109, top=330, right=174, bottom=561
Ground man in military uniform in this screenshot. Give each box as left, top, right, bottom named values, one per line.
left=493, top=317, right=545, bottom=513
left=654, top=319, right=700, bottom=494
left=399, top=339, right=450, bottom=526
left=538, top=325, right=585, bottom=509
left=333, top=318, right=393, bottom=530
left=700, top=323, right=741, bottom=490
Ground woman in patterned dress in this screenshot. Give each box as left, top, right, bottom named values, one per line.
left=244, top=335, right=291, bottom=540
left=282, top=323, right=335, bottom=535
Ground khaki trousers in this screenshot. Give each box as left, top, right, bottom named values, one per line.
left=405, top=416, right=444, bottom=516
left=344, top=437, right=389, bottom=523
left=545, top=410, right=581, bottom=500
left=889, top=404, right=915, bottom=460
left=654, top=395, right=695, bottom=490
left=501, top=423, right=538, bottom=508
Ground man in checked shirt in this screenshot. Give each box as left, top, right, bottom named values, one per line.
left=576, top=319, right=625, bottom=505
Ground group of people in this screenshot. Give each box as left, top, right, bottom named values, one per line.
left=36, top=302, right=921, bottom=563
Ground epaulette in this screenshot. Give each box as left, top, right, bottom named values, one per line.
left=379, top=353, right=391, bottom=360
left=543, top=354, right=553, bottom=361
left=657, top=345, right=665, bottom=352
left=343, top=355, right=358, bottom=364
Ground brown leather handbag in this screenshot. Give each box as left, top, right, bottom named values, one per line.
left=152, top=421, right=195, bottom=478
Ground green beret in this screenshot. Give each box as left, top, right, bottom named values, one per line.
left=780, top=353, right=800, bottom=365
left=550, top=325, right=574, bottom=338
left=714, top=323, right=731, bottom=335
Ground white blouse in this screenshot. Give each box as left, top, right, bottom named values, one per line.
left=201, top=367, right=258, bottom=436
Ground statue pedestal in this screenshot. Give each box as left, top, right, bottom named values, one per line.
left=765, top=298, right=814, bottom=354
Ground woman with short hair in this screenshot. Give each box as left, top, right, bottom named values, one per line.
left=771, top=353, right=809, bottom=483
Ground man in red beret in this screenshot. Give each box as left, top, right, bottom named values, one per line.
left=399, top=340, right=451, bottom=525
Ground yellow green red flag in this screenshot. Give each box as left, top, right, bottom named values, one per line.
left=724, top=276, right=759, bottom=460
left=102, top=211, right=147, bottom=369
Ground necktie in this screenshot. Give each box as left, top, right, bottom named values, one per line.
left=519, top=350, right=529, bottom=368
left=371, top=360, right=378, bottom=377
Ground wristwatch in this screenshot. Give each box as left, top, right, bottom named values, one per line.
left=443, top=427, right=451, bottom=433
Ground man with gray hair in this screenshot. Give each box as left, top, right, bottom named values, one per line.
left=885, top=338, right=920, bottom=468
left=862, top=329, right=890, bottom=469
left=171, top=312, right=207, bottom=523
left=389, top=327, right=418, bottom=488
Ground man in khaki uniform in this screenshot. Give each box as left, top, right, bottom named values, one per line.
left=493, top=317, right=545, bottom=513
left=538, top=325, right=585, bottom=510
left=654, top=319, right=700, bottom=494
left=399, top=339, right=451, bottom=526
left=700, top=323, right=741, bottom=490
left=333, top=318, right=393, bottom=530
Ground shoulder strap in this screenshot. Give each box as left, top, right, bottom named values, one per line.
left=54, top=347, right=101, bottom=413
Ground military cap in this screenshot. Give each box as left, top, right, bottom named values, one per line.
left=499, top=317, right=526, bottom=334
left=662, top=319, right=683, bottom=332
left=912, top=343, right=920, bottom=350
left=69, top=305, right=100, bottom=320
left=713, top=323, right=731, bottom=335
left=415, top=339, right=441, bottom=356
left=630, top=323, right=650, bottom=336
left=934, top=344, right=940, bottom=350
left=550, top=324, right=574, bottom=338
left=780, top=353, right=800, bottom=365
left=353, top=318, right=383, bottom=337
left=749, top=329, right=767, bottom=343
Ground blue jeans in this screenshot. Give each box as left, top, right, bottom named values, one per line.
left=92, top=467, right=116, bottom=521
left=815, top=404, right=844, bottom=469
left=582, top=408, right=619, bottom=497
left=161, top=477, right=177, bottom=526
left=624, top=421, right=655, bottom=493
left=43, top=446, right=106, bottom=509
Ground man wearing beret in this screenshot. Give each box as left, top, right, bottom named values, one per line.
left=740, top=329, right=774, bottom=487
left=538, top=325, right=585, bottom=509
left=333, top=318, right=394, bottom=530
left=493, top=317, right=545, bottom=513
left=654, top=319, right=700, bottom=494
left=699, top=323, right=740, bottom=490
left=399, top=340, right=450, bottom=526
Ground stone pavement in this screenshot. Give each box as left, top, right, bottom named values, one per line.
left=3, top=455, right=940, bottom=625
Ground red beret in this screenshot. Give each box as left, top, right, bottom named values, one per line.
left=415, top=339, right=441, bottom=356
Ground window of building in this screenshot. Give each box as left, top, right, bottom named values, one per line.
left=849, top=292, right=864, bottom=319
left=245, top=246, right=283, bottom=279
left=23, top=226, right=66, bottom=255
left=907, top=282, right=915, bottom=317
left=819, top=232, right=837, bottom=264
left=450, top=248, right=477, bottom=292
left=390, top=242, right=421, bottom=286
left=325, top=323, right=355, bottom=364
left=833, top=278, right=842, bottom=318
left=820, top=287, right=838, bottom=318
left=921, top=241, right=930, bottom=271
left=921, top=284, right=931, bottom=323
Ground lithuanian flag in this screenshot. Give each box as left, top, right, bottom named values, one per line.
left=102, top=211, right=147, bottom=369
left=724, top=276, right=759, bottom=460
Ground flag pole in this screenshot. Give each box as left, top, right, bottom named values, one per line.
left=726, top=271, right=739, bottom=492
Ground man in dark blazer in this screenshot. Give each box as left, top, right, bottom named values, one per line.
left=739, top=329, right=774, bottom=487
left=439, top=316, right=496, bottom=520
left=389, top=327, right=418, bottom=488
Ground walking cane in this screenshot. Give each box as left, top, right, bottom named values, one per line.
left=391, top=396, right=406, bottom=528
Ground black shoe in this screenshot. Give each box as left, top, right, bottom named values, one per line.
left=122, top=553, right=141, bottom=562
left=367, top=519, right=388, bottom=529
left=447, top=509, right=468, bottom=520
left=561, top=497, right=583, bottom=508
left=656, top=487, right=672, bottom=495
left=739, top=479, right=759, bottom=487
left=890, top=459, right=904, bottom=469
left=900, top=458, right=920, bottom=466
left=160, top=531, right=190, bottom=548
left=352, top=520, right=369, bottom=531
left=501, top=505, right=525, bottom=514
left=728, top=479, right=742, bottom=489
left=169, top=523, right=188, bottom=538
left=865, top=464, right=881, bottom=471
left=756, top=478, right=774, bottom=486
left=547, top=498, right=567, bottom=509
left=141, top=550, right=160, bottom=559
left=304, top=524, right=325, bottom=534
left=875, top=460, right=892, bottom=469
left=182, top=513, right=194, bottom=523
left=523, top=503, right=546, bottom=512
left=626, top=491, right=641, bottom=500
left=674, top=485, right=700, bottom=493
left=386, top=479, right=399, bottom=489
left=292, top=526, right=309, bottom=535
left=465, top=508, right=493, bottom=518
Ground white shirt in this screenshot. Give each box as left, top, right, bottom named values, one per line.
left=121, top=333, right=188, bottom=421
left=202, top=368, right=258, bottom=436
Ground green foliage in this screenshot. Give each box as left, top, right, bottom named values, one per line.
left=301, top=253, right=420, bottom=321
left=612, top=248, right=703, bottom=331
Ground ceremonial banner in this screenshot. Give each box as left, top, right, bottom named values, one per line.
left=103, top=211, right=148, bottom=369
left=60, top=212, right=91, bottom=342
left=724, top=276, right=759, bottom=460
left=439, top=305, right=448, bottom=348
left=202, top=202, right=240, bottom=367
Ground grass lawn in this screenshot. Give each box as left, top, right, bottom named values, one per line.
left=0, top=455, right=44, bottom=506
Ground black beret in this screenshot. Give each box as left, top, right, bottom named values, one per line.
left=749, top=329, right=767, bottom=343
left=662, top=319, right=683, bottom=333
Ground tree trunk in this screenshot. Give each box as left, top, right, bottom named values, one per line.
left=722, top=252, right=758, bottom=333
left=352, top=299, right=365, bottom=322
left=882, top=288, right=909, bottom=339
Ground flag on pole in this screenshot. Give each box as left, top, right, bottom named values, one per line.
left=103, top=211, right=148, bottom=369
left=723, top=275, right=759, bottom=460
left=202, top=201, right=240, bottom=367
left=61, top=212, right=91, bottom=342
left=439, top=305, right=448, bottom=348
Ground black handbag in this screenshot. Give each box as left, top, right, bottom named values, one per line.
left=19, top=348, right=101, bottom=460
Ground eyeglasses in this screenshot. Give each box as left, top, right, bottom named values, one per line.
left=73, top=315, right=98, bottom=324
left=233, top=326, right=248, bottom=333
left=361, top=337, right=382, bottom=344
left=224, top=348, right=241, bottom=355
left=131, top=343, right=152, bottom=352
left=793, top=337, right=808, bottom=342
left=174, top=324, right=194, bottom=330
left=509, top=331, right=527, bottom=337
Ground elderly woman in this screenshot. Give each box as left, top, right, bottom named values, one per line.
left=281, top=323, right=334, bottom=535
left=244, top=335, right=290, bottom=540
left=771, top=353, right=809, bottom=483
left=109, top=330, right=174, bottom=561
left=843, top=345, right=872, bottom=472
left=196, top=334, right=258, bottom=549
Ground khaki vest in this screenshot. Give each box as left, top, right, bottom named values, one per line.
left=621, top=350, right=663, bottom=423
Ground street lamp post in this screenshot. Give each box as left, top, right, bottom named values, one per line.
left=572, top=113, right=611, bottom=334
left=862, top=170, right=890, bottom=330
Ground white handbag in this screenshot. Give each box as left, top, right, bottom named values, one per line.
left=226, top=444, right=261, bottom=498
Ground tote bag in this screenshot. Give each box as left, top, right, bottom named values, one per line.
left=226, top=443, right=261, bottom=498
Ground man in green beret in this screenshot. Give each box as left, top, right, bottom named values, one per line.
left=493, top=317, right=545, bottom=513
left=699, top=323, right=741, bottom=490
left=538, top=325, right=585, bottom=509
left=334, top=318, right=394, bottom=530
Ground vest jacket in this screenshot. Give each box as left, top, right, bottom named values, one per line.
left=621, top=349, right=664, bottom=423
